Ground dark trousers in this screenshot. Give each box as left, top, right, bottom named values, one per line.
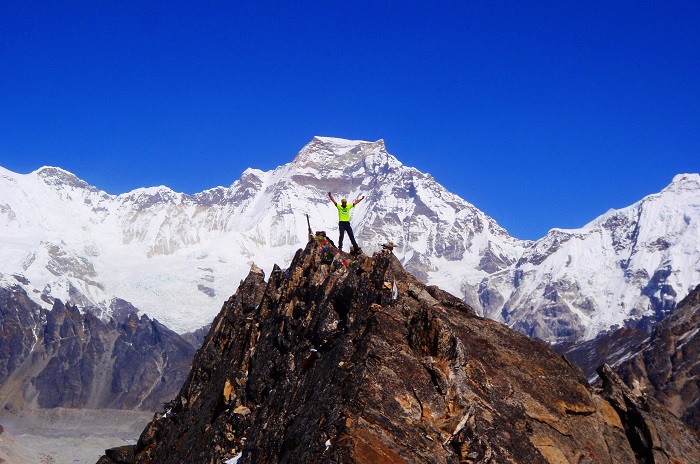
left=338, top=221, right=358, bottom=250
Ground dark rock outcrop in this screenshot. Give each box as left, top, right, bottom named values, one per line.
left=108, top=240, right=700, bottom=463
left=615, top=284, right=700, bottom=433
left=597, top=363, right=700, bottom=463
left=0, top=284, right=43, bottom=381
left=97, top=445, right=135, bottom=464
left=0, top=290, right=195, bottom=412
left=553, top=326, right=650, bottom=382
left=35, top=299, right=113, bottom=408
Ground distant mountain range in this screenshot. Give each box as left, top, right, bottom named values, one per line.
left=0, top=284, right=194, bottom=413
left=1, top=137, right=699, bottom=345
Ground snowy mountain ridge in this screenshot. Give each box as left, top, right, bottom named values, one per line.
left=1, top=138, right=698, bottom=344
left=481, top=173, right=700, bottom=341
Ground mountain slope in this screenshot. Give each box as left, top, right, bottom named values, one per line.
left=481, top=173, right=700, bottom=342
left=615, top=283, right=700, bottom=432
left=556, top=283, right=700, bottom=433
left=105, top=238, right=700, bottom=463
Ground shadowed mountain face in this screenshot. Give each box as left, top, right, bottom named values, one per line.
left=614, top=284, right=700, bottom=433
left=0, top=287, right=195, bottom=412
left=554, top=285, right=700, bottom=434
left=104, top=240, right=700, bottom=464
left=553, top=327, right=650, bottom=384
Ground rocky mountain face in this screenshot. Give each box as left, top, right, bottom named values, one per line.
left=613, top=284, right=700, bottom=433
left=101, top=239, right=700, bottom=464
left=0, top=282, right=43, bottom=383
left=553, top=327, right=649, bottom=383
left=1, top=140, right=699, bottom=345
left=0, top=284, right=194, bottom=412
left=558, top=284, right=700, bottom=434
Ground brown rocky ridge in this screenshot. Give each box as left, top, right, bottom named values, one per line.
left=100, top=238, right=700, bottom=463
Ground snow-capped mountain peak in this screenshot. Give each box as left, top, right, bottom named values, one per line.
left=1, top=140, right=698, bottom=346
left=668, top=173, right=700, bottom=191
left=291, top=137, right=399, bottom=174
left=1, top=138, right=525, bottom=333
left=482, top=174, right=700, bottom=342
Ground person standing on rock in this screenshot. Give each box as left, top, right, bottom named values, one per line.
left=328, top=191, right=365, bottom=254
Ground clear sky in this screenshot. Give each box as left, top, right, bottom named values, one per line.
left=1, top=1, right=698, bottom=240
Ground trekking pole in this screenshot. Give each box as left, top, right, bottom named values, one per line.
left=306, top=214, right=313, bottom=242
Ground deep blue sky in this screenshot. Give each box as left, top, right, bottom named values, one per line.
left=1, top=1, right=698, bottom=240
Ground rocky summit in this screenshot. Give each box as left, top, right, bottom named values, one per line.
left=100, top=238, right=700, bottom=464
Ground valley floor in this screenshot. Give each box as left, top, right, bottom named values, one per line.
left=0, top=407, right=152, bottom=464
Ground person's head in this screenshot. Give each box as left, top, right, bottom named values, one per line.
left=341, top=198, right=347, bottom=207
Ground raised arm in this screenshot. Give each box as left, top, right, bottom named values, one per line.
left=353, top=195, right=365, bottom=206
left=328, top=191, right=337, bottom=205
